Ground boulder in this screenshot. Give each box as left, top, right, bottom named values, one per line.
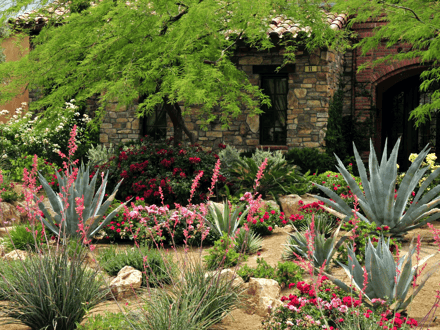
left=245, top=277, right=281, bottom=317
left=0, top=202, right=22, bottom=226
left=3, top=249, right=29, bottom=261
left=109, top=266, right=142, bottom=300
left=279, top=194, right=346, bottom=221
left=278, top=194, right=316, bottom=220
left=205, top=268, right=245, bottom=288
left=262, top=200, right=280, bottom=213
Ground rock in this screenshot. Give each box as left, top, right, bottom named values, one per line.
left=205, top=268, right=245, bottom=288
left=109, top=266, right=142, bottom=300
left=279, top=194, right=346, bottom=221
left=3, top=249, right=29, bottom=261
left=245, top=277, right=281, bottom=317
left=278, top=194, right=316, bottom=220
left=262, top=200, right=280, bottom=213
left=0, top=202, right=22, bottom=226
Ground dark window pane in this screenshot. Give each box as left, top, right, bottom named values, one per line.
left=260, top=76, right=288, bottom=145
left=142, top=104, right=167, bottom=140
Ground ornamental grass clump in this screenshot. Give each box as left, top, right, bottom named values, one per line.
left=314, top=138, right=440, bottom=236
left=0, top=243, right=108, bottom=330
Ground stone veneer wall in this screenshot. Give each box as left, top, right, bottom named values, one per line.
left=99, top=47, right=344, bottom=151
left=174, top=47, right=344, bottom=151
left=99, top=100, right=141, bottom=145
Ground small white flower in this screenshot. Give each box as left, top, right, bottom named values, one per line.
left=2, top=154, right=7, bottom=159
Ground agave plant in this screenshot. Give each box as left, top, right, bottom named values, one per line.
left=327, top=236, right=439, bottom=311
left=233, top=228, right=263, bottom=255
left=282, top=222, right=346, bottom=272
left=206, top=201, right=249, bottom=237
left=314, top=138, right=440, bottom=236
left=36, top=163, right=126, bottom=239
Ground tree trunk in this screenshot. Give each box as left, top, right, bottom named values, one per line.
left=163, top=98, right=195, bottom=146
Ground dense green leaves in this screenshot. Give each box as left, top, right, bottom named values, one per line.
left=0, top=0, right=345, bottom=132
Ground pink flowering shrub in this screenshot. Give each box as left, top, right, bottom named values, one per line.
left=95, top=137, right=230, bottom=206
left=262, top=276, right=418, bottom=330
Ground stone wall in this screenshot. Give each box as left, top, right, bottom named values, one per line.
left=99, top=100, right=141, bottom=145
left=97, top=47, right=344, bottom=151
left=175, top=47, right=344, bottom=151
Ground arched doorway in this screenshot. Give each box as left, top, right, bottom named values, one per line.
left=377, top=73, right=438, bottom=170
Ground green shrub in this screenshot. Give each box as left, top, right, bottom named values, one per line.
left=0, top=243, right=107, bottom=330
left=204, top=233, right=246, bottom=270
left=77, top=312, right=130, bottom=329
left=3, top=223, right=47, bottom=252
left=285, top=147, right=336, bottom=174
left=335, top=219, right=401, bottom=266
left=98, top=244, right=176, bottom=287
left=98, top=137, right=226, bottom=205
left=248, top=203, right=285, bottom=236
left=237, top=258, right=304, bottom=287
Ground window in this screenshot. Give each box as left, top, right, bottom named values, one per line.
left=142, top=104, right=167, bottom=140
left=259, top=76, right=288, bottom=145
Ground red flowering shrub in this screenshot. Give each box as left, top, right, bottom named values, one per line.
left=262, top=276, right=418, bottom=330
left=247, top=203, right=285, bottom=236
left=94, top=137, right=229, bottom=205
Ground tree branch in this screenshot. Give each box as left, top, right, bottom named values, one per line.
left=378, top=1, right=424, bottom=24
left=203, top=31, right=243, bottom=65
left=159, top=7, right=189, bottom=36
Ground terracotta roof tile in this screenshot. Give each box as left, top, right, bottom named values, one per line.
left=267, top=13, right=348, bottom=38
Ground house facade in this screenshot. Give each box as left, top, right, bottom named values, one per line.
left=2, top=12, right=436, bottom=164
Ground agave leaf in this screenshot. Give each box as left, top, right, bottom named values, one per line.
left=399, top=263, right=440, bottom=311
left=398, top=199, right=440, bottom=232
left=312, top=184, right=356, bottom=219
left=335, top=154, right=366, bottom=205
left=352, top=142, right=373, bottom=204
left=88, top=201, right=128, bottom=237
left=394, top=146, right=430, bottom=219
left=412, top=166, right=440, bottom=205
left=38, top=172, right=64, bottom=216
left=394, top=253, right=415, bottom=303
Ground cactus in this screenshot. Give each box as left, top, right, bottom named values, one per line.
left=36, top=163, right=126, bottom=239
left=327, top=236, right=439, bottom=311
left=314, top=138, right=440, bottom=236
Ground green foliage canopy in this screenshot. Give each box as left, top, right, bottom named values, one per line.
left=0, top=0, right=346, bottom=141
left=332, top=0, right=440, bottom=126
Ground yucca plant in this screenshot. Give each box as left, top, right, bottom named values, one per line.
left=36, top=162, right=126, bottom=239
left=327, top=236, right=439, bottom=311
left=282, top=222, right=347, bottom=272
left=233, top=228, right=263, bottom=255
left=206, top=201, right=249, bottom=237
left=314, top=138, right=440, bottom=236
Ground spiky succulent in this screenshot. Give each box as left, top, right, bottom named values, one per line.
left=206, top=201, right=249, bottom=237
left=36, top=163, right=126, bottom=240
left=282, top=223, right=346, bottom=272
left=327, top=236, right=438, bottom=311
left=314, top=138, right=440, bottom=236
left=233, top=228, right=263, bottom=255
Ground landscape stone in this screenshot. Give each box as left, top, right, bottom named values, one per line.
left=109, top=266, right=142, bottom=300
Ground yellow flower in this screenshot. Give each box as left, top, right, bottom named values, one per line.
left=409, top=153, right=418, bottom=163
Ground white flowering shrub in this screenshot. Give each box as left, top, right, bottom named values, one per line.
left=0, top=101, right=98, bottom=173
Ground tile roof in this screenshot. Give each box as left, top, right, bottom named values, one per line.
left=11, top=4, right=348, bottom=37
left=267, top=13, right=348, bottom=38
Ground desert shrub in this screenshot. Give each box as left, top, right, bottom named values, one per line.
left=100, top=198, right=219, bottom=246
left=335, top=219, right=401, bottom=266
left=96, top=137, right=228, bottom=205
left=77, top=312, right=129, bottom=329
left=3, top=223, right=47, bottom=252
left=98, top=244, right=176, bottom=287
left=0, top=243, right=107, bottom=330
left=287, top=200, right=340, bottom=238
left=227, top=156, right=310, bottom=198
left=204, top=233, right=246, bottom=270
left=248, top=203, right=284, bottom=236
left=237, top=258, right=304, bottom=287
left=262, top=276, right=418, bottom=330
left=285, top=147, right=336, bottom=174
left=0, top=101, right=98, bottom=169
left=86, top=143, right=115, bottom=168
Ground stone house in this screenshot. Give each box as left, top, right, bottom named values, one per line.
left=1, top=11, right=436, bottom=166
